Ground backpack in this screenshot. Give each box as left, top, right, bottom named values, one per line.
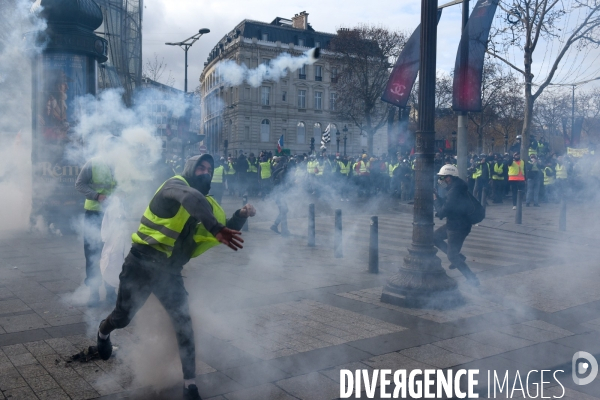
left=466, top=191, right=485, bottom=224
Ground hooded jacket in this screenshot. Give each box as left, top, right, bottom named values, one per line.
left=434, top=177, right=471, bottom=233
left=132, top=154, right=246, bottom=269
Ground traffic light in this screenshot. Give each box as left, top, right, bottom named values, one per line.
left=310, top=137, right=315, bottom=153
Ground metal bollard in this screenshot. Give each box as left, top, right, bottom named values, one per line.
left=369, top=216, right=378, bottom=273
left=334, top=209, right=343, bottom=258
left=559, top=199, right=567, bottom=232
left=242, top=195, right=248, bottom=232
left=308, top=203, right=315, bottom=247
left=515, top=190, right=523, bottom=224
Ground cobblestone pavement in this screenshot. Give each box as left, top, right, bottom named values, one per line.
left=0, top=194, right=599, bottom=399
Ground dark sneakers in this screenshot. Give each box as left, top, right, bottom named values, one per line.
left=183, top=384, right=202, bottom=400
left=97, top=322, right=113, bottom=360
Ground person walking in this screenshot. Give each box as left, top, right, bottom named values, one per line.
left=76, top=156, right=116, bottom=306
left=270, top=157, right=291, bottom=236
left=210, top=158, right=225, bottom=204
left=433, top=165, right=480, bottom=287
left=95, top=154, right=255, bottom=400
left=491, top=154, right=506, bottom=203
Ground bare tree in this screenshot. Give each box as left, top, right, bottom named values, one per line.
left=488, top=0, right=600, bottom=158
left=330, top=25, right=407, bottom=155
left=142, top=53, right=175, bottom=87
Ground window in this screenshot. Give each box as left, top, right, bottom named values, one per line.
left=262, top=33, right=268, bottom=41
left=282, top=91, right=287, bottom=102
left=315, top=41, right=321, bottom=48
left=260, top=119, right=270, bottom=142
left=331, top=67, right=338, bottom=83
left=261, top=86, right=270, bottom=105
left=299, top=65, right=306, bottom=80
left=314, top=91, right=322, bottom=110
left=282, top=128, right=287, bottom=142
left=315, top=66, right=322, bottom=81
left=298, top=38, right=304, bottom=47
left=360, top=133, right=368, bottom=146
left=330, top=92, right=337, bottom=111
left=298, top=89, right=306, bottom=108
left=245, top=87, right=250, bottom=100
left=244, top=126, right=250, bottom=140
left=262, top=58, right=270, bottom=66
left=297, top=122, right=305, bottom=144
left=314, top=122, right=321, bottom=142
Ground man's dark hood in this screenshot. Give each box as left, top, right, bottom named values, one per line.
left=181, top=154, right=214, bottom=195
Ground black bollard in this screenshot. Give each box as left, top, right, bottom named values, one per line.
left=559, top=199, right=566, bottom=232
left=308, top=203, right=315, bottom=247
left=369, top=216, right=378, bottom=273
left=242, top=195, right=249, bottom=232
left=515, top=190, right=523, bottom=225
left=334, top=209, right=343, bottom=258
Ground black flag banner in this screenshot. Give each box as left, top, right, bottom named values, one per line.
left=452, top=0, right=499, bottom=112
left=381, top=10, right=442, bottom=108
left=321, top=124, right=331, bottom=146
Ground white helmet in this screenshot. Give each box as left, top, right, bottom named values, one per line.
left=437, top=164, right=459, bottom=177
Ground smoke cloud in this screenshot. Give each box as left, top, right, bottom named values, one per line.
left=217, top=47, right=320, bottom=88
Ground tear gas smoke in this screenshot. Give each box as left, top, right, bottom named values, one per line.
left=0, top=0, right=47, bottom=231
left=217, top=47, right=321, bottom=88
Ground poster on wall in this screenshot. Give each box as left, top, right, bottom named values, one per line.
left=33, top=53, right=90, bottom=227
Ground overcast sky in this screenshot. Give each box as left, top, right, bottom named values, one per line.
left=141, top=0, right=600, bottom=93
left=142, top=0, right=465, bottom=92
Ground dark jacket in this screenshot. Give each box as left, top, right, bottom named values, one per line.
left=132, top=155, right=247, bottom=270
left=434, top=177, right=471, bottom=233
left=525, top=159, right=542, bottom=179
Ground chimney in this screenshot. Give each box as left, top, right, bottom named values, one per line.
left=292, top=11, right=308, bottom=30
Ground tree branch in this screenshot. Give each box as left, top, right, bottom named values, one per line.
left=486, top=50, right=526, bottom=75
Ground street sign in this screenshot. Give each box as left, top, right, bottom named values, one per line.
left=198, top=144, right=208, bottom=154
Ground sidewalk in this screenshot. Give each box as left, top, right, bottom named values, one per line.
left=0, top=195, right=599, bottom=399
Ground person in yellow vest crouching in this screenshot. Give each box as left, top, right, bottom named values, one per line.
left=76, top=157, right=116, bottom=306
left=96, top=154, right=255, bottom=400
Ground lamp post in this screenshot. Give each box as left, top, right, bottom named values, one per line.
left=504, top=133, right=508, bottom=153
left=490, top=137, right=495, bottom=153
left=381, top=0, right=462, bottom=308
left=343, top=125, right=348, bottom=156
left=336, top=129, right=341, bottom=153
left=451, top=130, right=457, bottom=154
left=165, top=28, right=210, bottom=93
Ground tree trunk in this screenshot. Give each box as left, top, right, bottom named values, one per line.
left=521, top=50, right=533, bottom=160
left=367, top=131, right=374, bottom=156
left=477, top=126, right=483, bottom=154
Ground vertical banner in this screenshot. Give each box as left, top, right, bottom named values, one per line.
left=381, top=11, right=442, bottom=108
left=452, top=0, right=499, bottom=112
left=32, top=53, right=90, bottom=224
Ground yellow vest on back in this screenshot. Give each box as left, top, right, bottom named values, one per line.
left=84, top=160, right=116, bottom=211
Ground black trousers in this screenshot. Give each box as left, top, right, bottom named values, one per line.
left=433, top=224, right=476, bottom=280
left=510, top=180, right=526, bottom=206
left=83, top=210, right=104, bottom=288
left=101, top=251, right=196, bottom=380
left=492, top=180, right=504, bottom=203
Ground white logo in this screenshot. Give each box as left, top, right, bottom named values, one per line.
left=572, top=351, right=598, bottom=385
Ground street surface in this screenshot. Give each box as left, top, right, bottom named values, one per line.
left=0, top=194, right=599, bottom=399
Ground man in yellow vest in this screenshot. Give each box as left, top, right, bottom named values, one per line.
left=258, top=154, right=272, bottom=200
left=225, top=156, right=236, bottom=195
left=555, top=155, right=569, bottom=200
left=337, top=155, right=353, bottom=201
left=76, top=157, right=116, bottom=306
left=96, top=154, right=255, bottom=400
left=491, top=154, right=506, bottom=203
left=210, top=157, right=225, bottom=203
left=507, top=152, right=526, bottom=210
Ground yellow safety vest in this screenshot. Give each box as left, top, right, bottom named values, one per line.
left=543, top=167, right=555, bottom=186
left=84, top=160, right=116, bottom=211
left=555, top=164, right=567, bottom=179
left=307, top=160, right=318, bottom=175
left=388, top=163, right=399, bottom=177
left=316, top=162, right=325, bottom=176
left=247, top=160, right=258, bottom=173
left=338, top=161, right=351, bottom=176
left=212, top=166, right=224, bottom=184
left=226, top=162, right=235, bottom=175
left=492, top=163, right=504, bottom=180
left=528, top=147, right=538, bottom=157
left=508, top=160, right=525, bottom=181
left=131, top=176, right=226, bottom=258
left=260, top=162, right=271, bottom=179
left=359, top=161, right=370, bottom=174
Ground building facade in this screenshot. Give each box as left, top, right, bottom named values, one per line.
left=200, top=12, right=387, bottom=158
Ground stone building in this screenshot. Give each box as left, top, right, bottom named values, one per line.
left=200, top=12, right=388, bottom=158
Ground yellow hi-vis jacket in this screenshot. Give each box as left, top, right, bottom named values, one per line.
left=259, top=161, right=272, bottom=179
left=307, top=160, right=318, bottom=175
left=247, top=160, right=258, bottom=173
left=338, top=161, right=351, bottom=176
left=492, top=163, right=505, bottom=180
left=84, top=160, right=116, bottom=211
left=226, top=162, right=235, bottom=175
left=131, top=176, right=226, bottom=258
left=508, top=160, right=525, bottom=181
left=389, top=163, right=399, bottom=177
left=212, top=166, right=224, bottom=184
left=555, top=163, right=568, bottom=179
left=543, top=167, right=555, bottom=186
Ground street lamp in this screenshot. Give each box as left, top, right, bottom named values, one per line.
left=336, top=128, right=341, bottom=153
left=504, top=133, right=508, bottom=153
left=343, top=125, right=348, bottom=156
left=381, top=0, right=462, bottom=308
left=451, top=130, right=457, bottom=154
left=165, top=28, right=210, bottom=93
left=491, top=137, right=495, bottom=153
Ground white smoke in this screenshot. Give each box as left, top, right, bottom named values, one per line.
left=0, top=0, right=47, bottom=231
left=217, top=47, right=320, bottom=88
